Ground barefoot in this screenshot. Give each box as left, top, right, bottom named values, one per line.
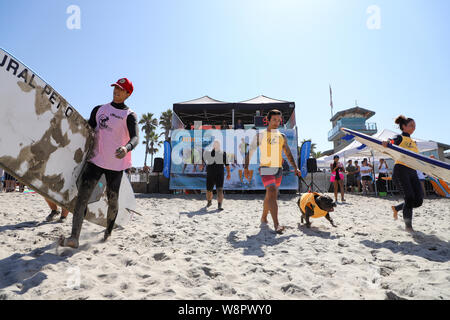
left=391, top=206, right=398, bottom=220
left=59, top=236, right=79, bottom=249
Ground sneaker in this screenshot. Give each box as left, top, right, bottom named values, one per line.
left=46, top=210, right=60, bottom=222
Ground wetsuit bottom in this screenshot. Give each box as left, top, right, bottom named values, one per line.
left=71, top=162, right=123, bottom=239
left=392, top=164, right=423, bottom=227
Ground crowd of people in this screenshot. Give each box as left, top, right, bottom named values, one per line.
left=0, top=168, right=24, bottom=193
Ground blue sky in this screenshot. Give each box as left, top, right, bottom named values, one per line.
left=1, top=0, right=449, bottom=166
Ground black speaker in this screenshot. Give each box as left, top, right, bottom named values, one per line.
left=307, top=158, right=317, bottom=173
left=153, top=158, right=164, bottom=173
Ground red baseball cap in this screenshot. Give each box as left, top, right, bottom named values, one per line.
left=111, top=78, right=133, bottom=95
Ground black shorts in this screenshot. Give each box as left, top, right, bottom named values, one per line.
left=361, top=176, right=372, bottom=181
left=206, top=170, right=224, bottom=191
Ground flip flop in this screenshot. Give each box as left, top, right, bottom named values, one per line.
left=275, top=226, right=285, bottom=234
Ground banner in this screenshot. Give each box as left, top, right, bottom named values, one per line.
left=169, top=129, right=298, bottom=190
left=299, top=140, right=311, bottom=178
left=163, top=141, right=171, bottom=178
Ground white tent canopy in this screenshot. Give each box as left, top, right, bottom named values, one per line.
left=317, top=129, right=438, bottom=167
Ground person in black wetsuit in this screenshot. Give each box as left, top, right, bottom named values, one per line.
left=59, top=78, right=139, bottom=248
left=383, top=115, right=422, bottom=232
left=204, top=140, right=230, bottom=211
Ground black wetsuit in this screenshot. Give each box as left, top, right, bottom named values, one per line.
left=71, top=102, right=139, bottom=239
left=205, top=150, right=228, bottom=191
left=392, top=132, right=423, bottom=228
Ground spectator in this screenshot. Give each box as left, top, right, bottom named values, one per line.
left=345, top=160, right=356, bottom=192
left=234, top=119, right=244, bottom=129
left=377, top=158, right=389, bottom=192
left=360, top=158, right=374, bottom=195
left=354, top=160, right=362, bottom=192
left=4, top=170, right=16, bottom=192
left=330, top=155, right=345, bottom=202
left=221, top=120, right=229, bottom=129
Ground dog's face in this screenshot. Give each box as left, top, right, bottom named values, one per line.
left=315, top=195, right=336, bottom=212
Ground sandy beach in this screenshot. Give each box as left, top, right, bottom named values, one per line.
left=0, top=191, right=449, bottom=300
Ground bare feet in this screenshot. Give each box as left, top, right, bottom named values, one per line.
left=391, top=206, right=398, bottom=220
left=58, top=236, right=79, bottom=249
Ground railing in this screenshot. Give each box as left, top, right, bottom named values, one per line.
left=328, top=122, right=377, bottom=140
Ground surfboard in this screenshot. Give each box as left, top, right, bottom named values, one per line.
left=341, top=128, right=450, bottom=182
left=0, top=47, right=136, bottom=227
left=427, top=177, right=450, bottom=198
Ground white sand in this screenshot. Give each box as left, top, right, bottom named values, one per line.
left=0, top=191, right=449, bottom=300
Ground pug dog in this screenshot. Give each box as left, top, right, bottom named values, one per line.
left=297, top=193, right=337, bottom=228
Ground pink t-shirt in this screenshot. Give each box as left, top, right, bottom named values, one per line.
left=89, top=103, right=133, bottom=171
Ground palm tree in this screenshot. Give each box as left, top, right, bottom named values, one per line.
left=139, top=113, right=158, bottom=166
left=312, top=151, right=323, bottom=159
left=147, top=131, right=163, bottom=167
left=159, top=109, right=173, bottom=142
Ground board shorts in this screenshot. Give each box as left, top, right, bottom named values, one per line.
left=206, top=168, right=224, bottom=191
left=259, top=167, right=283, bottom=188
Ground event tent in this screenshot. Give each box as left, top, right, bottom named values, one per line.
left=316, top=129, right=438, bottom=167
left=172, top=95, right=296, bottom=127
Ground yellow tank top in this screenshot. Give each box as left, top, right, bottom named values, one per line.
left=259, top=129, right=284, bottom=168
left=300, top=193, right=328, bottom=219
left=395, top=135, right=419, bottom=168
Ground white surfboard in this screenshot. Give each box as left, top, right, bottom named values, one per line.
left=0, top=47, right=136, bottom=227
left=341, top=128, right=450, bottom=182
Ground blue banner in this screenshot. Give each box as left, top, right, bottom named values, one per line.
left=163, top=141, right=171, bottom=178
left=299, top=140, right=311, bottom=178
left=169, top=129, right=299, bottom=190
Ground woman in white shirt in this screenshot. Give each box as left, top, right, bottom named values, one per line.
left=377, top=158, right=389, bottom=192
left=360, top=158, right=374, bottom=195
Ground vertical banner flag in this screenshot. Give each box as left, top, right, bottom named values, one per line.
left=300, top=140, right=312, bottom=178
left=163, top=141, right=171, bottom=178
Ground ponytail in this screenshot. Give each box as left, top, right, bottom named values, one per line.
left=395, top=115, right=414, bottom=131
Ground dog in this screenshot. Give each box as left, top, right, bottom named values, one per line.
left=297, top=192, right=337, bottom=228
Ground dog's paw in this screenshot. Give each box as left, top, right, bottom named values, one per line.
left=306, top=222, right=312, bottom=228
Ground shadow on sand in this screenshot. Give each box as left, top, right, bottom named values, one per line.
left=179, top=206, right=222, bottom=218
left=297, top=223, right=340, bottom=240
left=360, top=231, right=450, bottom=262
left=0, top=241, right=86, bottom=295
left=227, top=224, right=298, bottom=257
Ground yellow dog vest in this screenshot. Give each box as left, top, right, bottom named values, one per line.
left=300, top=192, right=328, bottom=219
